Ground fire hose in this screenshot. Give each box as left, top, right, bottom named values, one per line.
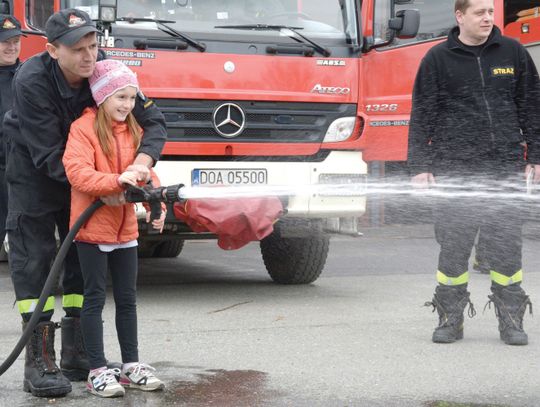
left=0, top=183, right=184, bottom=377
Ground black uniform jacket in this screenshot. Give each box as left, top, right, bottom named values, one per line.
left=3, top=51, right=167, bottom=215
left=0, top=60, right=19, bottom=170
left=408, top=26, right=540, bottom=176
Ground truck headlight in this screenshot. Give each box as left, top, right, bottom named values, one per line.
left=323, top=117, right=356, bottom=142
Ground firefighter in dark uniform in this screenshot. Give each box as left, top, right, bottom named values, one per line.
left=0, top=15, right=23, bottom=257
left=408, top=0, right=540, bottom=345
left=3, top=9, right=166, bottom=397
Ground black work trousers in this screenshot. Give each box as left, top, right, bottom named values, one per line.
left=434, top=187, right=523, bottom=281
left=7, top=206, right=82, bottom=321
left=0, top=169, right=7, bottom=245
left=77, top=243, right=139, bottom=369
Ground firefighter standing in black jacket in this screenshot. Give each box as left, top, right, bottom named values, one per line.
left=408, top=0, right=540, bottom=345
left=0, top=15, right=22, bottom=258
left=3, top=9, right=166, bottom=397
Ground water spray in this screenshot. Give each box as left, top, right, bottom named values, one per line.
left=174, top=178, right=539, bottom=201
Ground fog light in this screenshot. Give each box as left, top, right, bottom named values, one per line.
left=522, top=24, right=529, bottom=34
left=323, top=117, right=356, bottom=142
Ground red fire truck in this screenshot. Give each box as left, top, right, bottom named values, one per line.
left=4, top=0, right=538, bottom=283
left=504, top=2, right=540, bottom=62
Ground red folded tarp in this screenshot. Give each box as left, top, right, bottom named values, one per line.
left=173, top=197, right=284, bottom=250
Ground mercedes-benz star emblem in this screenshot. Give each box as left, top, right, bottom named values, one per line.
left=212, top=103, right=246, bottom=138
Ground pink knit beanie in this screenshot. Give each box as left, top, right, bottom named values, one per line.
left=89, top=59, right=139, bottom=106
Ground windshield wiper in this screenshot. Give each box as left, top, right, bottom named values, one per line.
left=117, top=17, right=206, bottom=52
left=215, top=24, right=331, bottom=57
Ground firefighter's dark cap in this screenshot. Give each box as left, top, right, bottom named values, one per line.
left=0, top=15, right=24, bottom=42
left=45, top=8, right=100, bottom=46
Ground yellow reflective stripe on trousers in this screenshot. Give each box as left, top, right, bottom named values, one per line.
left=490, top=269, right=523, bottom=286
left=436, top=270, right=469, bottom=286
left=17, top=296, right=55, bottom=314
left=62, top=294, right=84, bottom=309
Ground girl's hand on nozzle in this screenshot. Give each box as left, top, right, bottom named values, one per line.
left=411, top=173, right=436, bottom=189
left=146, top=210, right=166, bottom=233
left=118, top=170, right=139, bottom=187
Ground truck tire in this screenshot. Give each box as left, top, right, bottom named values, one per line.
left=153, top=240, right=184, bottom=258
left=260, top=232, right=330, bottom=284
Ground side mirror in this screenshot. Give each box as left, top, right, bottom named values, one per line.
left=389, top=9, right=420, bottom=39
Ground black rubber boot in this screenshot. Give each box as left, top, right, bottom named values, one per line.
left=487, top=285, right=532, bottom=346
left=23, top=321, right=72, bottom=397
left=426, top=285, right=476, bottom=343
left=60, top=317, right=90, bottom=381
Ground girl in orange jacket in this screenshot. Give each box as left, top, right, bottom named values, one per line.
left=63, top=59, right=165, bottom=398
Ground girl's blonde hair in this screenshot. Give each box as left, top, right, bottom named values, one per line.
left=94, top=107, right=142, bottom=158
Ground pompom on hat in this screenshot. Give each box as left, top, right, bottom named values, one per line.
left=89, top=59, right=139, bottom=106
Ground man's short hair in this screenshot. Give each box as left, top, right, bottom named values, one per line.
left=454, top=0, right=471, bottom=13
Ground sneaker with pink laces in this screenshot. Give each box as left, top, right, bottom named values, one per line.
left=119, top=363, right=164, bottom=391
left=87, top=368, right=125, bottom=398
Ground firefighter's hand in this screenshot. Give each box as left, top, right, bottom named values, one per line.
left=146, top=210, right=166, bottom=233
left=411, top=173, right=435, bottom=189
left=525, top=164, right=540, bottom=184
left=125, top=164, right=151, bottom=182
left=118, top=170, right=139, bottom=187
left=101, top=192, right=126, bottom=206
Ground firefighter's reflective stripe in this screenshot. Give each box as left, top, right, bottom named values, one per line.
left=17, top=296, right=55, bottom=314
left=490, top=269, right=523, bottom=286
left=62, top=294, right=84, bottom=309
left=437, top=270, right=469, bottom=285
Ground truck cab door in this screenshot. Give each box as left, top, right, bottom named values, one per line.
left=503, top=0, right=540, bottom=66
left=16, top=0, right=54, bottom=60
left=359, top=0, right=456, bottom=162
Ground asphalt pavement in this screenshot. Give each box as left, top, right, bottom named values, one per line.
left=0, top=223, right=538, bottom=407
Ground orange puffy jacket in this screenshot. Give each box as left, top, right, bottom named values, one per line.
left=63, top=107, right=159, bottom=244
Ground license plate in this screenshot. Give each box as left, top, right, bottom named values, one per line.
left=192, top=169, right=268, bottom=186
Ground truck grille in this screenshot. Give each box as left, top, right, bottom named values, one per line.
left=153, top=99, right=357, bottom=143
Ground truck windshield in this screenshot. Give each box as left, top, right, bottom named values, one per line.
left=64, top=0, right=359, bottom=47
